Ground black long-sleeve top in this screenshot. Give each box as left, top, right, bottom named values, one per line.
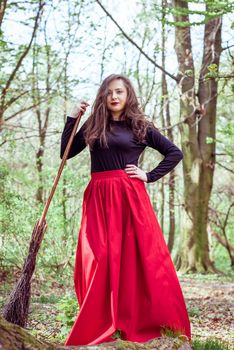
left=60, top=117, right=183, bottom=183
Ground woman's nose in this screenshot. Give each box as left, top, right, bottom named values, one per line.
left=112, top=91, right=117, bottom=99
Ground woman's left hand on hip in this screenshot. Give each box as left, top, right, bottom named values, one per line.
left=124, top=164, right=147, bottom=182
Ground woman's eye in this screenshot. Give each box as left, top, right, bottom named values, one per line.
left=107, top=91, right=123, bottom=95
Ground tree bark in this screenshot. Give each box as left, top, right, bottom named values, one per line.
left=0, top=0, right=7, bottom=28
left=172, top=0, right=198, bottom=272
left=196, top=12, right=222, bottom=271
left=161, top=0, right=175, bottom=252
left=173, top=0, right=222, bottom=272
left=61, top=56, right=69, bottom=235
left=32, top=42, right=51, bottom=204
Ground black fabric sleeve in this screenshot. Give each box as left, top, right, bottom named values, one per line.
left=60, top=116, right=87, bottom=159
left=145, top=127, right=183, bottom=183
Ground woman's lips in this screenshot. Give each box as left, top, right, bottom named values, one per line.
left=111, top=102, right=119, bottom=105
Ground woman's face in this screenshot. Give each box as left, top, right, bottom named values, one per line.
left=106, top=79, right=128, bottom=119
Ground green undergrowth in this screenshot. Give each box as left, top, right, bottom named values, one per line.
left=192, top=338, right=232, bottom=350
left=187, top=306, right=201, bottom=317
left=55, top=294, right=79, bottom=339
left=114, top=337, right=232, bottom=350
left=31, top=294, right=59, bottom=305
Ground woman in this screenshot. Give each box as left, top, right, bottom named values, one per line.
left=60, top=74, right=191, bottom=346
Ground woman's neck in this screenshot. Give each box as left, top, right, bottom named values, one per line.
left=111, top=112, right=124, bottom=121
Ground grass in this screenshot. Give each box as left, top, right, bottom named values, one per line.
left=31, top=294, right=59, bottom=304
left=114, top=337, right=233, bottom=350
left=188, top=306, right=201, bottom=317
left=192, top=338, right=232, bottom=350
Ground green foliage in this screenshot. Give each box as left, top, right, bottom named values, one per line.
left=219, top=122, right=234, bottom=157
left=0, top=161, right=38, bottom=267
left=205, top=64, right=219, bottom=79
left=160, top=326, right=187, bottom=340
left=184, top=69, right=194, bottom=77
left=208, top=64, right=218, bottom=72
left=0, top=146, right=88, bottom=282
left=112, top=329, right=122, bottom=340
left=192, top=338, right=231, bottom=350
left=56, top=295, right=79, bottom=338
left=187, top=306, right=201, bottom=317
left=205, top=136, right=215, bottom=144
left=31, top=294, right=59, bottom=304
left=160, top=0, right=234, bottom=27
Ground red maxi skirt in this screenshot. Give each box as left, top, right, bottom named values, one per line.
left=65, top=169, right=191, bottom=346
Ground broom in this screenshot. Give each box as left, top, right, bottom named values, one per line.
left=3, top=111, right=83, bottom=327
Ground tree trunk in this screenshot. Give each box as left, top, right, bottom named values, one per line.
left=0, top=0, right=7, bottom=28
left=172, top=0, right=221, bottom=272
left=160, top=4, right=165, bottom=233
left=159, top=179, right=165, bottom=232
left=62, top=58, right=69, bottom=236
left=196, top=12, right=222, bottom=271
left=32, top=41, right=51, bottom=203
left=172, top=0, right=198, bottom=272
left=161, top=0, right=175, bottom=252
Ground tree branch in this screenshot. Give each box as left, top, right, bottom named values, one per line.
left=0, top=131, right=60, bottom=147
left=216, top=161, right=234, bottom=174
left=211, top=229, right=234, bottom=253
left=95, top=0, right=178, bottom=82
left=4, top=90, right=32, bottom=111
left=221, top=43, right=234, bottom=52
left=4, top=99, right=48, bottom=122
left=0, top=0, right=7, bottom=28
left=1, top=1, right=45, bottom=116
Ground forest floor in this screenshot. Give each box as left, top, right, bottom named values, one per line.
left=0, top=271, right=233, bottom=348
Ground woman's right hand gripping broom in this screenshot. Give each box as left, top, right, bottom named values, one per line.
left=70, top=101, right=90, bottom=118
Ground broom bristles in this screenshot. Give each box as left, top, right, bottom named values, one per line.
left=3, top=219, right=47, bottom=327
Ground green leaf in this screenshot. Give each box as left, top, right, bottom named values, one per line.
left=206, top=136, right=215, bottom=144
left=184, top=69, right=193, bottom=77
left=208, top=64, right=218, bottom=72
left=111, top=329, right=122, bottom=340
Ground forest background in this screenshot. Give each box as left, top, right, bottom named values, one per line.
left=0, top=0, right=233, bottom=348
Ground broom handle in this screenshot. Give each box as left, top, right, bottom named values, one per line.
left=39, top=112, right=83, bottom=226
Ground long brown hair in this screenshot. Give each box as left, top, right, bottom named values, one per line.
left=84, top=74, right=154, bottom=149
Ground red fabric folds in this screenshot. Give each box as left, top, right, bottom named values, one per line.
left=65, top=169, right=191, bottom=346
